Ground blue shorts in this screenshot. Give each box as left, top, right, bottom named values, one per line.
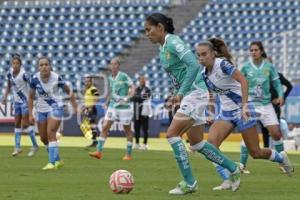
left=14, top=102, right=29, bottom=116
left=36, top=107, right=64, bottom=122
left=216, top=103, right=257, bottom=131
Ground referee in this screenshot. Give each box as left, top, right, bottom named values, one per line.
left=82, top=76, right=100, bottom=147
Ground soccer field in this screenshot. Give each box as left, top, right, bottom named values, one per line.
left=0, top=136, right=299, bottom=200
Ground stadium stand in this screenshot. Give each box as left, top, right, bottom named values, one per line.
left=0, top=0, right=171, bottom=94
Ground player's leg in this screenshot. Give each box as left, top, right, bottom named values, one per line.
left=167, top=112, right=198, bottom=195
left=43, top=108, right=64, bottom=170
left=123, top=124, right=133, bottom=160
left=120, top=108, right=134, bottom=160
left=21, top=103, right=39, bottom=157
left=207, top=120, right=240, bottom=191
left=242, top=126, right=294, bottom=175
left=89, top=107, right=114, bottom=158
left=239, top=140, right=250, bottom=174
left=141, top=116, right=149, bottom=149
left=12, top=103, right=23, bottom=156
left=258, top=104, right=283, bottom=152
left=133, top=118, right=141, bottom=149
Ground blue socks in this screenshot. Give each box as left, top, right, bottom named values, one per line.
left=213, top=163, right=230, bottom=180
left=14, top=128, right=22, bottom=149
left=26, top=126, right=38, bottom=148
left=269, top=150, right=283, bottom=163
left=48, top=141, right=59, bottom=164
left=168, top=137, right=195, bottom=185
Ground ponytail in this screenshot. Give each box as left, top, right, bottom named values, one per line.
left=208, top=38, right=233, bottom=64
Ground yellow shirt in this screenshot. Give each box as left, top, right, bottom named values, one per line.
left=84, top=86, right=99, bottom=107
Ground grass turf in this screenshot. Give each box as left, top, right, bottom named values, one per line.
left=0, top=142, right=299, bottom=200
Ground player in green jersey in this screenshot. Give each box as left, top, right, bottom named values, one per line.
left=144, top=13, right=241, bottom=195
left=89, top=58, right=135, bottom=160
left=239, top=41, right=286, bottom=173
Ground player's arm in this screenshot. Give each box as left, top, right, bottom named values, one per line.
left=125, top=85, right=135, bottom=102
left=63, top=84, right=78, bottom=114
left=177, top=51, right=199, bottom=101
left=278, top=73, right=293, bottom=100
left=28, top=88, right=35, bottom=123
left=270, top=67, right=284, bottom=106
left=1, top=80, right=11, bottom=104
left=232, top=70, right=249, bottom=120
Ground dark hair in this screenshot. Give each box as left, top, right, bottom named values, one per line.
left=37, top=56, right=52, bottom=68
left=11, top=53, right=22, bottom=66
left=145, top=13, right=175, bottom=34
left=197, top=38, right=233, bottom=64
left=250, top=41, right=267, bottom=58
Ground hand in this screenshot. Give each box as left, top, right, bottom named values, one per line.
left=29, top=114, right=35, bottom=124
left=242, top=103, right=250, bottom=121
left=174, top=95, right=183, bottom=104
left=165, top=97, right=175, bottom=111
left=272, top=97, right=284, bottom=106
left=206, top=115, right=214, bottom=125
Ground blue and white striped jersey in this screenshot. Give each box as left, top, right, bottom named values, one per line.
left=202, top=58, right=242, bottom=111
left=30, top=71, right=66, bottom=112
left=6, top=68, right=31, bottom=103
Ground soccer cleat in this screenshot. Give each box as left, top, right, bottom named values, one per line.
left=54, top=160, right=64, bottom=169
left=140, top=144, right=149, bottom=150
left=88, top=151, right=102, bottom=159
left=122, top=155, right=132, bottom=160
left=133, top=144, right=140, bottom=149
left=212, top=180, right=232, bottom=191
left=28, top=146, right=39, bottom=157
left=12, top=148, right=23, bottom=156
left=239, top=163, right=251, bottom=174
left=169, top=180, right=197, bottom=195
left=42, top=163, right=56, bottom=170
left=230, top=168, right=241, bottom=192
left=280, top=151, right=294, bottom=176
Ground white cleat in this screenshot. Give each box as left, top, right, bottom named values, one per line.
left=133, top=144, right=140, bottom=150
left=12, top=148, right=23, bottom=156
left=239, top=163, right=251, bottom=174
left=28, top=146, right=39, bottom=157
left=230, top=168, right=241, bottom=192
left=212, top=180, right=232, bottom=191
left=169, top=180, right=197, bottom=195
left=140, top=144, right=149, bottom=150
left=280, top=151, right=294, bottom=176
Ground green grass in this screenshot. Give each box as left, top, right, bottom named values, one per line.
left=0, top=143, right=299, bottom=200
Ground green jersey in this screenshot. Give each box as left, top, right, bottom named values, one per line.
left=241, top=60, right=283, bottom=105
left=159, top=34, right=207, bottom=96
left=108, top=71, right=133, bottom=109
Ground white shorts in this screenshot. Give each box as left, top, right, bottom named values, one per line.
left=104, top=107, right=133, bottom=125
left=177, top=89, right=208, bottom=126
left=254, top=103, right=279, bottom=126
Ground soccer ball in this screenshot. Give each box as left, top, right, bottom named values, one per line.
left=109, top=169, right=134, bottom=194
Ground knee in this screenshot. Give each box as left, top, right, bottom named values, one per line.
left=271, top=131, right=282, bottom=140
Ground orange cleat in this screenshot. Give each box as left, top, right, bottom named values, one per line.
left=88, top=151, right=102, bottom=159
left=122, top=155, right=132, bottom=161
